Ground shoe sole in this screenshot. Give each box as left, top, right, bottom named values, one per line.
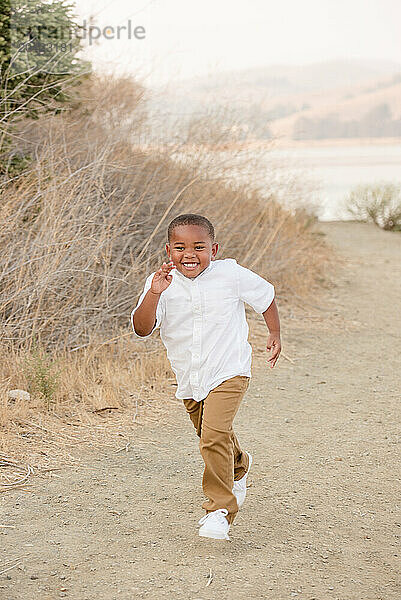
left=199, top=529, right=230, bottom=540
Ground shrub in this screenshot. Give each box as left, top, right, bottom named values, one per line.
left=22, top=340, right=61, bottom=410
left=345, top=183, right=401, bottom=231
left=0, top=0, right=91, bottom=175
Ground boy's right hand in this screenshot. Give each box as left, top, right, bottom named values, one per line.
left=150, top=261, right=176, bottom=294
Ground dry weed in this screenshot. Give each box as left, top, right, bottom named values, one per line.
left=0, top=73, right=335, bottom=465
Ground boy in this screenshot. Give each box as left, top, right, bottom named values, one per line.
left=131, top=213, right=281, bottom=541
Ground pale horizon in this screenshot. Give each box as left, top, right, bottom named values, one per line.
left=73, top=0, right=401, bottom=87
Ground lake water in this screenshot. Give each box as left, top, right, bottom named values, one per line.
left=263, top=143, right=401, bottom=221
left=170, top=142, right=401, bottom=221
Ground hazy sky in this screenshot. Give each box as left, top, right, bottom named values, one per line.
left=74, top=0, right=401, bottom=87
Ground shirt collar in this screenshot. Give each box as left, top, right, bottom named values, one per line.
left=173, top=260, right=215, bottom=282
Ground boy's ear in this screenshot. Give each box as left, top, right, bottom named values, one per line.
left=212, top=242, right=219, bottom=257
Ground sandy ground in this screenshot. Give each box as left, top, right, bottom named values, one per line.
left=1, top=221, right=400, bottom=600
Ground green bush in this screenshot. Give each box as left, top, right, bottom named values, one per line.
left=345, top=183, right=401, bottom=231
left=0, top=0, right=90, bottom=114
left=23, top=340, right=61, bottom=410
left=0, top=0, right=91, bottom=176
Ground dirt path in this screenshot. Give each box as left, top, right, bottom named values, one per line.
left=2, top=222, right=400, bottom=600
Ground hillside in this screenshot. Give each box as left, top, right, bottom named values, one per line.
left=152, top=59, right=401, bottom=141
left=157, top=58, right=400, bottom=103
left=270, top=79, right=401, bottom=138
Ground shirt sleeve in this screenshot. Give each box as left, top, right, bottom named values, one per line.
left=130, top=272, right=165, bottom=339
left=236, top=261, right=275, bottom=314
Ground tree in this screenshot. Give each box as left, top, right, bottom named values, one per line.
left=0, top=0, right=91, bottom=174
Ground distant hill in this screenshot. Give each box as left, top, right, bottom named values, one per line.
left=156, top=58, right=400, bottom=96
left=151, top=59, right=401, bottom=141
left=270, top=78, right=401, bottom=139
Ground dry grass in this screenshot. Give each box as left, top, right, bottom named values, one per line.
left=0, top=335, right=179, bottom=488
left=0, top=73, right=336, bottom=470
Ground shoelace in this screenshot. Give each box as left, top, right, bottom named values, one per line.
left=198, top=508, right=228, bottom=526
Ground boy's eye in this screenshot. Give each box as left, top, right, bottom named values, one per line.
left=175, top=247, right=204, bottom=251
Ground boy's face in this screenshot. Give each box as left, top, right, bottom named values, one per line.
left=165, top=224, right=218, bottom=279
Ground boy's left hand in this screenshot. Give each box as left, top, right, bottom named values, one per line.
left=266, top=333, right=281, bottom=368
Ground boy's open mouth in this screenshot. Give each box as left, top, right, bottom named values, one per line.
left=182, top=262, right=199, bottom=270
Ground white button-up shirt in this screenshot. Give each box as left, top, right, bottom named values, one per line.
left=130, top=258, right=275, bottom=402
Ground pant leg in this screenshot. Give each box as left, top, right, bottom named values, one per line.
left=233, top=430, right=250, bottom=482
left=182, top=397, right=203, bottom=436
left=183, top=386, right=250, bottom=481
left=199, top=375, right=250, bottom=525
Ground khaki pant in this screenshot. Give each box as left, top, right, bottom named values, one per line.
left=182, top=375, right=251, bottom=525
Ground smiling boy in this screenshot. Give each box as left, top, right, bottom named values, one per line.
left=131, top=213, right=281, bottom=540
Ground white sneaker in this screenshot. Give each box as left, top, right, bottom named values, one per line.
left=233, top=451, right=253, bottom=509
left=198, top=508, right=230, bottom=540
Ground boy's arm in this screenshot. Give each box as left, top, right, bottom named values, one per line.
left=131, top=263, right=174, bottom=338
left=132, top=289, right=162, bottom=337
left=235, top=260, right=281, bottom=368
left=262, top=299, right=281, bottom=368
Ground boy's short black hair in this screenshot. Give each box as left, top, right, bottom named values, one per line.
left=167, top=214, right=215, bottom=243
